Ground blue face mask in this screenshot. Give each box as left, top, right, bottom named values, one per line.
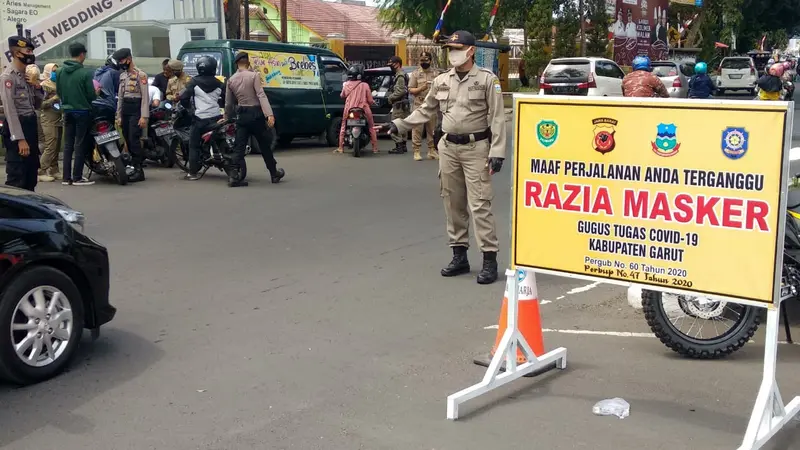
left=49, top=72, right=56, bottom=82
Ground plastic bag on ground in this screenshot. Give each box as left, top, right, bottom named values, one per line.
left=592, top=398, right=630, bottom=419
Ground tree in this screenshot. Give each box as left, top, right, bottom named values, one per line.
left=377, top=0, right=489, bottom=39
left=224, top=0, right=242, bottom=39
left=522, top=0, right=553, bottom=84
left=767, top=29, right=789, bottom=51
left=585, top=0, right=609, bottom=57
left=553, top=0, right=579, bottom=58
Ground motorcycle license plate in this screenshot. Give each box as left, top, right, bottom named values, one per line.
left=94, top=130, right=120, bottom=145
left=154, top=125, right=174, bottom=137
left=347, top=119, right=366, bottom=126
left=729, top=74, right=743, bottom=79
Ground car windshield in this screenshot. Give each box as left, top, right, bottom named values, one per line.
left=721, top=59, right=751, bottom=70
left=180, top=51, right=223, bottom=76
left=543, top=61, right=590, bottom=83
left=363, top=73, right=391, bottom=91
left=652, top=65, right=678, bottom=77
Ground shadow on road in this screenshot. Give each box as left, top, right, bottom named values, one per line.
left=0, top=329, right=164, bottom=447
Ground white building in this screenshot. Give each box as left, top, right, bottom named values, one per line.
left=41, top=0, right=220, bottom=69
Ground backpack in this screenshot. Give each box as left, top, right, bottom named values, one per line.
left=388, top=72, right=410, bottom=104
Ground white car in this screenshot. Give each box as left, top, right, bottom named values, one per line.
left=716, top=57, right=757, bottom=95
left=539, top=57, right=624, bottom=97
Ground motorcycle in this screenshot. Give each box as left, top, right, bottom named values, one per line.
left=142, top=101, right=176, bottom=167
left=171, top=105, right=248, bottom=180
left=640, top=178, right=800, bottom=359
left=86, top=115, right=129, bottom=185
left=344, top=107, right=370, bottom=157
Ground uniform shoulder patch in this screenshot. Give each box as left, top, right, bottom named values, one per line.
left=494, top=80, right=502, bottom=93
left=140, top=74, right=148, bottom=85
left=4, top=80, right=11, bottom=89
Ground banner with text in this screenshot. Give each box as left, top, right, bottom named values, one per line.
left=244, top=50, right=321, bottom=90
left=3, top=0, right=146, bottom=63
left=511, top=97, right=789, bottom=304
left=612, top=0, right=669, bottom=66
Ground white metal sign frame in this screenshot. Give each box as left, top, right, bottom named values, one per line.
left=446, top=95, right=800, bottom=450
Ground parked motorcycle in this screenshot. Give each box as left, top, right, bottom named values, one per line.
left=86, top=116, right=129, bottom=185
left=640, top=180, right=800, bottom=359
left=142, top=101, right=176, bottom=167
left=344, top=107, right=369, bottom=157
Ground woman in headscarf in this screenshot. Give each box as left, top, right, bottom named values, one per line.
left=39, top=63, right=63, bottom=181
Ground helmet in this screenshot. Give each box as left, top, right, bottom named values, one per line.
left=632, top=55, right=651, bottom=72
left=346, top=64, right=364, bottom=81
left=769, top=63, right=786, bottom=77
left=105, top=55, right=119, bottom=70
left=768, top=58, right=775, bottom=66
left=694, top=62, right=708, bottom=75
left=196, top=56, right=217, bottom=76
left=783, top=61, right=792, bottom=70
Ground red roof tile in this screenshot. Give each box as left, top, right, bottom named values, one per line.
left=261, top=0, right=395, bottom=44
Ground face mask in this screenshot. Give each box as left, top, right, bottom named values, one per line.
left=50, top=72, right=56, bottom=82
left=448, top=49, right=470, bottom=68
left=119, top=62, right=130, bottom=70
left=421, top=62, right=431, bottom=69
left=16, top=52, right=35, bottom=65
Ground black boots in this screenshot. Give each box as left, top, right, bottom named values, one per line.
left=129, top=166, right=145, bottom=183
left=228, top=169, right=248, bottom=187
left=441, top=247, right=498, bottom=284
left=477, top=252, right=498, bottom=285
left=271, top=168, right=286, bottom=184
left=441, top=246, right=470, bottom=277
left=388, top=142, right=407, bottom=154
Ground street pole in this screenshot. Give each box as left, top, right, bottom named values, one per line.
left=579, top=0, right=586, bottom=56
left=280, top=0, right=288, bottom=43
left=243, top=0, right=250, bottom=40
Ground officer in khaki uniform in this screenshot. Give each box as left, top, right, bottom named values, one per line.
left=0, top=35, right=43, bottom=191
left=408, top=51, right=439, bottom=161
left=114, top=48, right=149, bottom=182
left=165, top=59, right=190, bottom=101
left=390, top=31, right=506, bottom=284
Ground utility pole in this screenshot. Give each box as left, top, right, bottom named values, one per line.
left=280, top=0, right=288, bottom=43
left=243, top=0, right=250, bottom=40
left=579, top=0, right=586, bottom=56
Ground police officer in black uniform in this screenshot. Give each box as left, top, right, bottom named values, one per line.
left=0, top=33, right=42, bottom=191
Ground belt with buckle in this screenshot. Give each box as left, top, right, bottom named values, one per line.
left=445, top=129, right=490, bottom=145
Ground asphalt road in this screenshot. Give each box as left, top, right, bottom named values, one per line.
left=2, top=106, right=800, bottom=450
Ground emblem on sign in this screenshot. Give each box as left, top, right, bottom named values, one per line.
left=536, top=120, right=559, bottom=148
left=592, top=117, right=617, bottom=155
left=651, top=123, right=680, bottom=157
left=721, top=127, right=749, bottom=160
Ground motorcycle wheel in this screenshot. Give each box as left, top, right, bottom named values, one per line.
left=353, top=134, right=361, bottom=158
left=160, top=138, right=176, bottom=168
left=642, top=289, right=761, bottom=359
left=113, top=157, right=128, bottom=186
left=240, top=158, right=248, bottom=181
left=172, top=138, right=190, bottom=173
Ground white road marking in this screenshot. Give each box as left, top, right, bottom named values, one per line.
left=541, top=299, right=552, bottom=305
left=483, top=325, right=499, bottom=330
left=543, top=328, right=655, bottom=338
left=567, top=282, right=601, bottom=294
left=556, top=295, right=565, bottom=300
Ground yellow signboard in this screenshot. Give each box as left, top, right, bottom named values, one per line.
left=244, top=50, right=321, bottom=90
left=511, top=96, right=790, bottom=304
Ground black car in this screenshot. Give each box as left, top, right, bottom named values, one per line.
left=363, top=66, right=443, bottom=145
left=0, top=186, right=115, bottom=385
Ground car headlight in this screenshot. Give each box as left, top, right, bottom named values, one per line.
left=46, top=205, right=86, bottom=234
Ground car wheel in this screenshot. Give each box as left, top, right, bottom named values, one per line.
left=326, top=117, right=342, bottom=147
left=0, top=266, right=85, bottom=385
left=277, top=135, right=294, bottom=147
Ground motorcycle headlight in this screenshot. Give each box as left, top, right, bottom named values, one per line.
left=46, top=205, right=86, bottom=234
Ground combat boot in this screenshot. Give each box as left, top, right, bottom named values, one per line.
left=477, top=252, right=499, bottom=285
left=388, top=142, right=404, bottom=154
left=427, top=148, right=439, bottom=160
left=129, top=166, right=145, bottom=183
left=271, top=168, right=286, bottom=184
left=441, top=246, right=470, bottom=277
left=413, top=149, right=422, bottom=161
left=228, top=169, right=248, bottom=187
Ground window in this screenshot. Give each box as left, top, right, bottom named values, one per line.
left=721, top=58, right=752, bottom=70
left=105, top=30, right=116, bottom=56
left=189, top=28, right=206, bottom=41
left=543, top=61, right=590, bottom=83
left=180, top=52, right=223, bottom=76
left=602, top=61, right=625, bottom=79
left=320, top=56, right=347, bottom=91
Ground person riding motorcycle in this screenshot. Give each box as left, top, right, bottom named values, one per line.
left=622, top=56, right=669, bottom=98
left=336, top=64, right=378, bottom=154
left=688, top=62, right=715, bottom=99
left=756, top=63, right=785, bottom=101
left=179, top=56, right=225, bottom=181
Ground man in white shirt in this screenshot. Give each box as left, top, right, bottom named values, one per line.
left=148, top=82, right=161, bottom=107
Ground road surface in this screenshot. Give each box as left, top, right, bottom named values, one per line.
left=1, top=104, right=800, bottom=450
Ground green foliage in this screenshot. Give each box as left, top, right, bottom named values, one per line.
left=553, top=0, right=579, bottom=58
left=377, top=0, right=488, bottom=39
left=767, top=29, right=789, bottom=50
left=522, top=0, right=554, bottom=82
left=585, top=0, right=609, bottom=57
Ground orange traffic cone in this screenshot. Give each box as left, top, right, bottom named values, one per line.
left=474, top=269, right=545, bottom=367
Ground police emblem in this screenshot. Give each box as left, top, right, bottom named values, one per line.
left=651, top=123, right=680, bottom=157
left=536, top=120, right=559, bottom=148
left=721, top=127, right=748, bottom=160
left=592, top=117, right=617, bottom=155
